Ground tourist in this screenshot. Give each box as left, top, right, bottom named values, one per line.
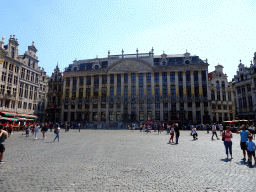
left=7, top=123, right=12, bottom=137
left=53, top=124, right=60, bottom=142
left=78, top=123, right=81, bottom=132
left=157, top=122, right=161, bottom=134
left=212, top=123, right=219, bottom=140
left=223, top=126, right=233, bottom=159
left=167, top=123, right=171, bottom=134
left=26, top=124, right=30, bottom=137
left=174, top=123, right=180, bottom=144
left=236, top=124, right=250, bottom=161
left=219, top=124, right=223, bottom=136
left=249, top=125, right=255, bottom=140
left=0, top=124, right=8, bottom=164
left=169, top=124, right=175, bottom=144
left=246, top=136, right=255, bottom=164
left=41, top=123, right=48, bottom=139
left=34, top=123, right=39, bottom=139
left=192, top=126, right=198, bottom=140
left=206, top=124, right=210, bottom=134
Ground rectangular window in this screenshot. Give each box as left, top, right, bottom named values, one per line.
left=131, top=86, right=136, bottom=99
left=34, top=87, right=37, bottom=100
left=23, top=102, right=27, bottom=109
left=222, top=91, right=226, bottom=101
left=248, top=96, right=253, bottom=107
left=147, top=86, right=151, bottom=99
left=186, top=71, right=190, bottom=82
left=18, top=101, right=22, bottom=108
left=228, top=91, right=231, bottom=101
left=79, top=88, right=83, bottom=99
left=94, top=75, right=99, bottom=87
left=26, top=70, right=30, bottom=81
left=110, top=74, right=114, bottom=84
left=86, top=76, right=91, bottom=85
left=24, top=84, right=29, bottom=98
left=194, top=71, right=198, bottom=82
left=117, top=87, right=121, bottom=98
left=139, top=73, right=143, bottom=84
left=162, top=72, right=167, bottom=83
left=102, top=75, right=107, bottom=84
left=243, top=97, right=247, bottom=108
left=178, top=72, right=183, bottom=82
left=31, top=72, right=34, bottom=82
left=211, top=90, right=215, bottom=100
left=179, top=86, right=183, bottom=98
left=217, top=91, right=220, bottom=101
left=28, top=103, right=32, bottom=110
left=29, top=86, right=33, bottom=99
left=139, top=86, right=143, bottom=99
left=202, top=71, right=207, bottom=83
left=218, top=105, right=221, bottom=110
left=155, top=102, right=160, bottom=108
left=1, top=72, right=6, bottom=82
left=7, top=74, right=13, bottom=83
left=131, top=73, right=136, bottom=84
left=124, top=73, right=128, bottom=84
left=247, top=84, right=251, bottom=92
left=223, top=105, right=227, bottom=110
left=163, top=87, right=167, bottom=98
left=146, top=73, right=151, bottom=83
left=155, top=85, right=160, bottom=99
left=124, top=86, right=128, bottom=98
left=117, top=74, right=121, bottom=86
left=154, top=72, right=159, bottom=83
left=170, top=72, right=175, bottom=82
left=171, top=85, right=175, bottom=98
left=0, top=85, right=5, bottom=95
left=110, top=87, right=114, bottom=98
left=79, top=76, right=84, bottom=86
left=86, top=88, right=90, bottom=99
left=13, top=76, right=18, bottom=85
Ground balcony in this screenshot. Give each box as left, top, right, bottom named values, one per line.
left=4, top=94, right=13, bottom=100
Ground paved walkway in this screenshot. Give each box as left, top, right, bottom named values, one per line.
left=0, top=129, right=256, bottom=191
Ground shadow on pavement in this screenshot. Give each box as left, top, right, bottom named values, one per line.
left=220, top=158, right=231, bottom=162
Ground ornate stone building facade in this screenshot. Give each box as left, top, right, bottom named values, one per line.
left=208, top=64, right=235, bottom=123
left=60, top=49, right=210, bottom=124
left=233, top=54, right=256, bottom=120
left=0, top=35, right=48, bottom=122
left=45, top=63, right=63, bottom=123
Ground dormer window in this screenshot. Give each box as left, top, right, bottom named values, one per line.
left=11, top=47, right=15, bottom=58
left=241, top=75, right=244, bottom=81
left=28, top=59, right=31, bottom=67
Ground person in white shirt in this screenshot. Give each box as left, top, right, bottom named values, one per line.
left=219, top=124, right=223, bottom=136
left=212, top=123, right=219, bottom=140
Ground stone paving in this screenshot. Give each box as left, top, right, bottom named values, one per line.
left=1, top=129, right=256, bottom=192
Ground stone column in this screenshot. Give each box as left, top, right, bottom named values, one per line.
left=136, top=73, right=139, bottom=121
left=128, top=73, right=131, bottom=117
left=106, top=74, right=110, bottom=124
left=151, top=72, right=155, bottom=120
left=159, top=72, right=163, bottom=121
left=98, top=75, right=102, bottom=121
left=113, top=74, right=117, bottom=121
left=90, top=75, right=94, bottom=121
left=175, top=72, right=179, bottom=118
left=143, top=73, right=147, bottom=122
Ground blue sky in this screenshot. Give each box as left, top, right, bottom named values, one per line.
left=1, top=0, right=256, bottom=81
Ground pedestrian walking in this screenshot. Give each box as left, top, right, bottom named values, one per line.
left=34, top=123, right=39, bottom=139
left=53, top=124, right=60, bottom=142
left=7, top=123, right=12, bottom=137
left=169, top=124, right=175, bottom=144
left=222, top=126, right=233, bottom=159
left=246, top=136, right=256, bottom=165
left=140, top=123, right=143, bottom=132
left=212, top=123, right=219, bottom=140
left=206, top=124, right=210, bottom=134
left=26, top=125, right=30, bottom=137
left=78, top=123, right=81, bottom=132
left=157, top=122, right=161, bottom=134
left=41, top=123, right=48, bottom=139
left=219, top=124, right=223, bottom=136
left=0, top=124, right=8, bottom=164
left=236, top=125, right=250, bottom=161
left=174, top=123, right=180, bottom=144
left=249, top=125, right=255, bottom=139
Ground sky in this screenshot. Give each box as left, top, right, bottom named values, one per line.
left=1, top=0, right=256, bottom=81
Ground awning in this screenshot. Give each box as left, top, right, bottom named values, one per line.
left=16, top=113, right=38, bottom=119
left=0, top=112, right=19, bottom=117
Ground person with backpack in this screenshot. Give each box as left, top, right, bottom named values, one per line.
left=236, top=124, right=250, bottom=161
left=53, top=124, right=60, bottom=142
left=41, top=123, right=48, bottom=139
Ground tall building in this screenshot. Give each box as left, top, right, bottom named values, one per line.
left=208, top=64, right=235, bottom=123
left=233, top=55, right=256, bottom=120
left=0, top=35, right=48, bottom=122
left=45, top=62, right=63, bottom=123
left=59, top=49, right=210, bottom=124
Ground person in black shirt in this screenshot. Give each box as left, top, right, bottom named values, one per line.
left=174, top=123, right=180, bottom=144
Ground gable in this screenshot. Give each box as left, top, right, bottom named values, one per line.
left=107, top=59, right=153, bottom=73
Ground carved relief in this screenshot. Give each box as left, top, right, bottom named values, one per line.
left=108, top=60, right=152, bottom=73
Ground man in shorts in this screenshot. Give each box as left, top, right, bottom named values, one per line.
left=236, top=124, right=250, bottom=161
left=0, top=124, right=8, bottom=164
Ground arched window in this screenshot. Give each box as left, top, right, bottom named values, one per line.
left=216, top=81, right=220, bottom=90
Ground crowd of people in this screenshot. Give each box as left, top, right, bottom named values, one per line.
left=0, top=120, right=256, bottom=165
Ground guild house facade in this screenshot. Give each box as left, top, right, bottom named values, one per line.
left=59, top=49, right=210, bottom=124
left=0, top=35, right=48, bottom=122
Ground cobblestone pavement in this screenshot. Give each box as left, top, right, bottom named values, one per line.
left=1, top=129, right=256, bottom=192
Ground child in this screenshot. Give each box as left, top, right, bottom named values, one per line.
left=246, top=136, right=256, bottom=164
left=192, top=126, right=198, bottom=140
left=169, top=125, right=175, bottom=144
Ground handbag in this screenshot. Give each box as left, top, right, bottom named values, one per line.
left=222, top=131, right=225, bottom=141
